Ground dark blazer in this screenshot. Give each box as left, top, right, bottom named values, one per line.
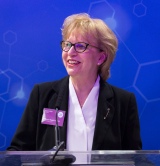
left=7, top=76, right=142, bottom=151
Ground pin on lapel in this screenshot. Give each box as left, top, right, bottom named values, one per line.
left=104, top=108, right=110, bottom=119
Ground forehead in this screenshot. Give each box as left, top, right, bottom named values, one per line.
left=66, top=30, right=97, bottom=45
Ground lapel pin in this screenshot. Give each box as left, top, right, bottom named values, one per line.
left=104, top=108, right=110, bottom=119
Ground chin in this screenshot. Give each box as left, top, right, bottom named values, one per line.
left=68, top=73, right=77, bottom=77
left=67, top=69, right=78, bottom=76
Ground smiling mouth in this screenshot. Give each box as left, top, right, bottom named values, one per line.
left=68, top=60, right=80, bottom=65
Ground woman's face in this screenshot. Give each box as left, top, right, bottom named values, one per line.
left=62, top=32, right=105, bottom=80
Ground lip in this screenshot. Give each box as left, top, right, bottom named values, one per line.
left=67, top=59, right=80, bottom=65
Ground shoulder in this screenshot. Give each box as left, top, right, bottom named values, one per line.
left=100, top=78, right=134, bottom=96
left=100, top=79, right=136, bottom=104
left=29, top=76, right=69, bottom=98
left=34, top=76, right=69, bottom=92
left=109, top=84, right=133, bottom=96
left=107, top=83, right=137, bottom=107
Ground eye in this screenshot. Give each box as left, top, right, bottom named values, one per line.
left=64, top=42, right=71, bottom=48
left=75, top=43, right=86, bottom=50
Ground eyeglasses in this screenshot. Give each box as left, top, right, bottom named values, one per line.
left=61, top=41, right=102, bottom=53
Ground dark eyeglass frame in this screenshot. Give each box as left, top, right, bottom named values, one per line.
left=60, top=41, right=102, bottom=53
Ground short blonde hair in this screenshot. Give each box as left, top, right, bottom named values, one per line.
left=61, top=13, right=118, bottom=80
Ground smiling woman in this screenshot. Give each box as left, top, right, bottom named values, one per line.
left=7, top=13, right=142, bottom=151
left=61, top=13, right=118, bottom=81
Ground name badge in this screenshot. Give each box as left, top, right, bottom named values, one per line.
left=41, top=108, right=65, bottom=126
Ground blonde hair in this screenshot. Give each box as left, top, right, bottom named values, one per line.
left=61, top=13, right=118, bottom=80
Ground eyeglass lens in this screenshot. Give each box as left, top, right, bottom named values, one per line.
left=61, top=41, right=87, bottom=53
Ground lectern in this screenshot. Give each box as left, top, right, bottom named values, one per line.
left=0, top=150, right=159, bottom=165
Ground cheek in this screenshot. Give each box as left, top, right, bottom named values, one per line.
left=62, top=52, right=67, bottom=63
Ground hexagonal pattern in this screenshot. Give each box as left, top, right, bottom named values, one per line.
left=3, top=30, right=17, bottom=46
left=0, top=72, right=10, bottom=94
left=37, top=60, right=48, bottom=71
left=133, top=3, right=147, bottom=17
left=0, top=0, right=160, bottom=151
left=135, top=61, right=160, bottom=100
left=88, top=0, right=116, bottom=30
left=89, top=1, right=115, bottom=18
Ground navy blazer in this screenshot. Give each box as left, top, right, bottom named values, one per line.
left=7, top=76, right=142, bottom=150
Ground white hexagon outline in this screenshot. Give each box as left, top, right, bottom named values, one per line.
left=3, top=30, right=17, bottom=46
left=88, top=0, right=115, bottom=19
left=133, top=2, right=147, bottom=17
left=0, top=70, right=10, bottom=95
left=37, top=60, right=49, bottom=71
left=133, top=60, right=160, bottom=103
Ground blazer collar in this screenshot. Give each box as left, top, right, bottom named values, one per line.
left=92, top=78, right=115, bottom=150
left=48, top=76, right=69, bottom=110
left=48, top=76, right=69, bottom=147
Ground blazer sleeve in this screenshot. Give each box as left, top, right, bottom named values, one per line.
left=122, top=93, right=142, bottom=150
left=7, top=85, right=40, bottom=150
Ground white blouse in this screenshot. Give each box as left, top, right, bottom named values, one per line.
left=66, top=76, right=100, bottom=151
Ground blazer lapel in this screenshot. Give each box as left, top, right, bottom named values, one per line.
left=48, top=76, right=69, bottom=148
left=92, top=79, right=115, bottom=150
left=48, top=77, right=69, bottom=110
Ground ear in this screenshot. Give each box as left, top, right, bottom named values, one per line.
left=97, top=52, right=107, bottom=65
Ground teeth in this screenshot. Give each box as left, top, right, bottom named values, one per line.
left=68, top=60, right=79, bottom=64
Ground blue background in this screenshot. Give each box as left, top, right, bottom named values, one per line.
left=0, top=0, right=160, bottom=150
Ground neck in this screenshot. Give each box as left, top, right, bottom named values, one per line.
left=70, top=75, right=98, bottom=107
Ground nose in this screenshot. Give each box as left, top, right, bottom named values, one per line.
left=67, top=45, right=77, bottom=55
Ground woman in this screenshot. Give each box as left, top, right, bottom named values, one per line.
left=7, top=13, right=142, bottom=151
